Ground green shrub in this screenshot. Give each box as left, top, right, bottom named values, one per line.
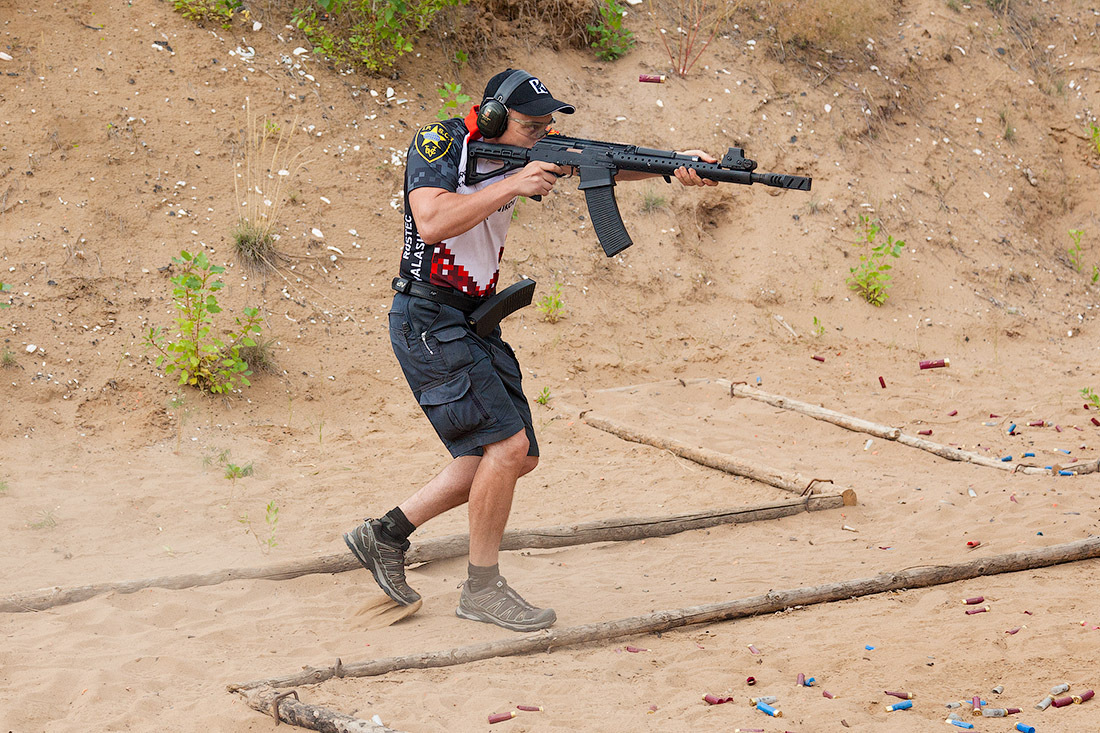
left=173, top=0, right=239, bottom=25
left=437, top=82, right=471, bottom=121
left=0, top=281, right=10, bottom=309
left=292, top=0, right=468, bottom=73
left=847, top=214, right=904, bottom=306
left=588, top=0, right=635, bottom=61
left=144, top=250, right=263, bottom=394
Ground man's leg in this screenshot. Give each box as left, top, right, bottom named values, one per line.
left=467, top=428, right=531, bottom=566
left=399, top=454, right=482, bottom=527
left=457, top=428, right=554, bottom=631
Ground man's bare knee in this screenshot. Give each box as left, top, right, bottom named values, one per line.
left=484, top=430, right=530, bottom=472
left=519, top=455, right=539, bottom=477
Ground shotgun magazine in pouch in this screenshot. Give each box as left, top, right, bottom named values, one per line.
left=466, top=279, right=537, bottom=337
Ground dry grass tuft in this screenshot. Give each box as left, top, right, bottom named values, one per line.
left=232, top=99, right=309, bottom=274
left=767, top=0, right=892, bottom=62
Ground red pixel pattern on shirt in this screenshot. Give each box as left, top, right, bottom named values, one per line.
left=429, top=244, right=504, bottom=297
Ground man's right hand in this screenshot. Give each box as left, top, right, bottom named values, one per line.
left=511, top=161, right=568, bottom=198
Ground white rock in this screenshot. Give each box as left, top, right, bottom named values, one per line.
left=26, top=344, right=36, bottom=353
left=252, top=21, right=263, bottom=31
left=311, top=227, right=324, bottom=239
left=0, top=52, right=13, bottom=62
left=293, top=47, right=309, bottom=56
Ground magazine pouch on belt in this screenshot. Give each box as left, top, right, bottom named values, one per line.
left=467, top=279, right=537, bottom=337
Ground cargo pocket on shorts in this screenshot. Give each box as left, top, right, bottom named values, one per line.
left=418, top=370, right=490, bottom=442
left=432, top=324, right=475, bottom=372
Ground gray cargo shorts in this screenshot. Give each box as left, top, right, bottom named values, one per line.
left=389, top=292, right=538, bottom=459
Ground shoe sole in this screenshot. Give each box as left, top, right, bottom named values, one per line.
left=343, top=529, right=421, bottom=606
left=456, top=603, right=556, bottom=632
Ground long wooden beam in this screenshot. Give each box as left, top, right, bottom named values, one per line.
left=227, top=536, right=1100, bottom=692
left=1, top=494, right=849, bottom=614
left=581, top=411, right=858, bottom=497
left=720, top=380, right=1099, bottom=476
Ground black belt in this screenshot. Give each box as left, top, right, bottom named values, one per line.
left=391, top=277, right=484, bottom=314
left=392, top=276, right=537, bottom=337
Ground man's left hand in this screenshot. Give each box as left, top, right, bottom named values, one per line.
left=674, top=150, right=720, bottom=187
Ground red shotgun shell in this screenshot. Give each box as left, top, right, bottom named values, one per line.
left=516, top=705, right=543, bottom=712
left=489, top=711, right=516, bottom=723
left=812, top=354, right=825, bottom=362
left=638, top=74, right=666, bottom=83
left=920, top=358, right=950, bottom=369
left=703, top=693, right=734, bottom=705
left=966, top=605, right=991, bottom=615
left=963, top=596, right=985, bottom=605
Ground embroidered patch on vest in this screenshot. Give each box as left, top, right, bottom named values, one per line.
left=414, top=123, right=453, bottom=162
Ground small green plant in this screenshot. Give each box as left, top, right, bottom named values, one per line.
left=1089, top=122, right=1100, bottom=156
left=812, top=316, right=825, bottom=337
left=144, top=250, right=263, bottom=394
left=536, top=281, right=565, bottom=323
left=436, top=82, right=471, bottom=121
left=1000, top=110, right=1016, bottom=142
left=168, top=392, right=191, bottom=453
left=847, top=214, right=904, bottom=307
left=452, top=50, right=468, bottom=66
left=0, top=478, right=9, bottom=495
left=239, top=500, right=280, bottom=553
left=1082, top=387, right=1100, bottom=410
left=1067, top=229, right=1085, bottom=272
left=588, top=0, right=635, bottom=61
left=641, top=188, right=667, bottom=213
left=1092, top=265, right=1099, bottom=284
left=224, top=461, right=254, bottom=482
left=535, top=386, right=551, bottom=405
left=28, top=510, right=57, bottom=530
left=1, top=349, right=14, bottom=368
left=0, top=281, right=10, bottom=308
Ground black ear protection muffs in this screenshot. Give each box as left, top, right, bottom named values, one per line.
left=476, top=70, right=533, bottom=139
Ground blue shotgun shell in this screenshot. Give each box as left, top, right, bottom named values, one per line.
left=887, top=700, right=913, bottom=711
left=1015, top=724, right=1036, bottom=733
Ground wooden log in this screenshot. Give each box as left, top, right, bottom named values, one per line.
left=581, top=411, right=859, bottom=500
left=722, top=380, right=1100, bottom=476
left=0, top=496, right=848, bottom=614
left=228, top=536, right=1100, bottom=692
left=241, top=685, right=402, bottom=732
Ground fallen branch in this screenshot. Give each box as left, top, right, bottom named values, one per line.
left=1, top=496, right=848, bottom=613
left=228, top=536, right=1100, bottom=691
left=721, top=380, right=1099, bottom=476
left=240, top=685, right=402, bottom=732
left=580, top=410, right=859, bottom=500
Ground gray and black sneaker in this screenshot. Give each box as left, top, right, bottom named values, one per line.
left=343, top=519, right=421, bottom=605
left=456, top=575, right=556, bottom=632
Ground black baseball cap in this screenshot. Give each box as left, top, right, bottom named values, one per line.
left=483, top=69, right=575, bottom=117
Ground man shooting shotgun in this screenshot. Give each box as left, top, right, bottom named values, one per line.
left=342, top=68, right=720, bottom=632
left=467, top=134, right=812, bottom=257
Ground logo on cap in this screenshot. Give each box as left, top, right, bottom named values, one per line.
left=527, top=78, right=549, bottom=96
left=415, top=123, right=452, bottom=162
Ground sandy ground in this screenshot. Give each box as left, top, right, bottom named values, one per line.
left=2, top=0, right=1100, bottom=730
